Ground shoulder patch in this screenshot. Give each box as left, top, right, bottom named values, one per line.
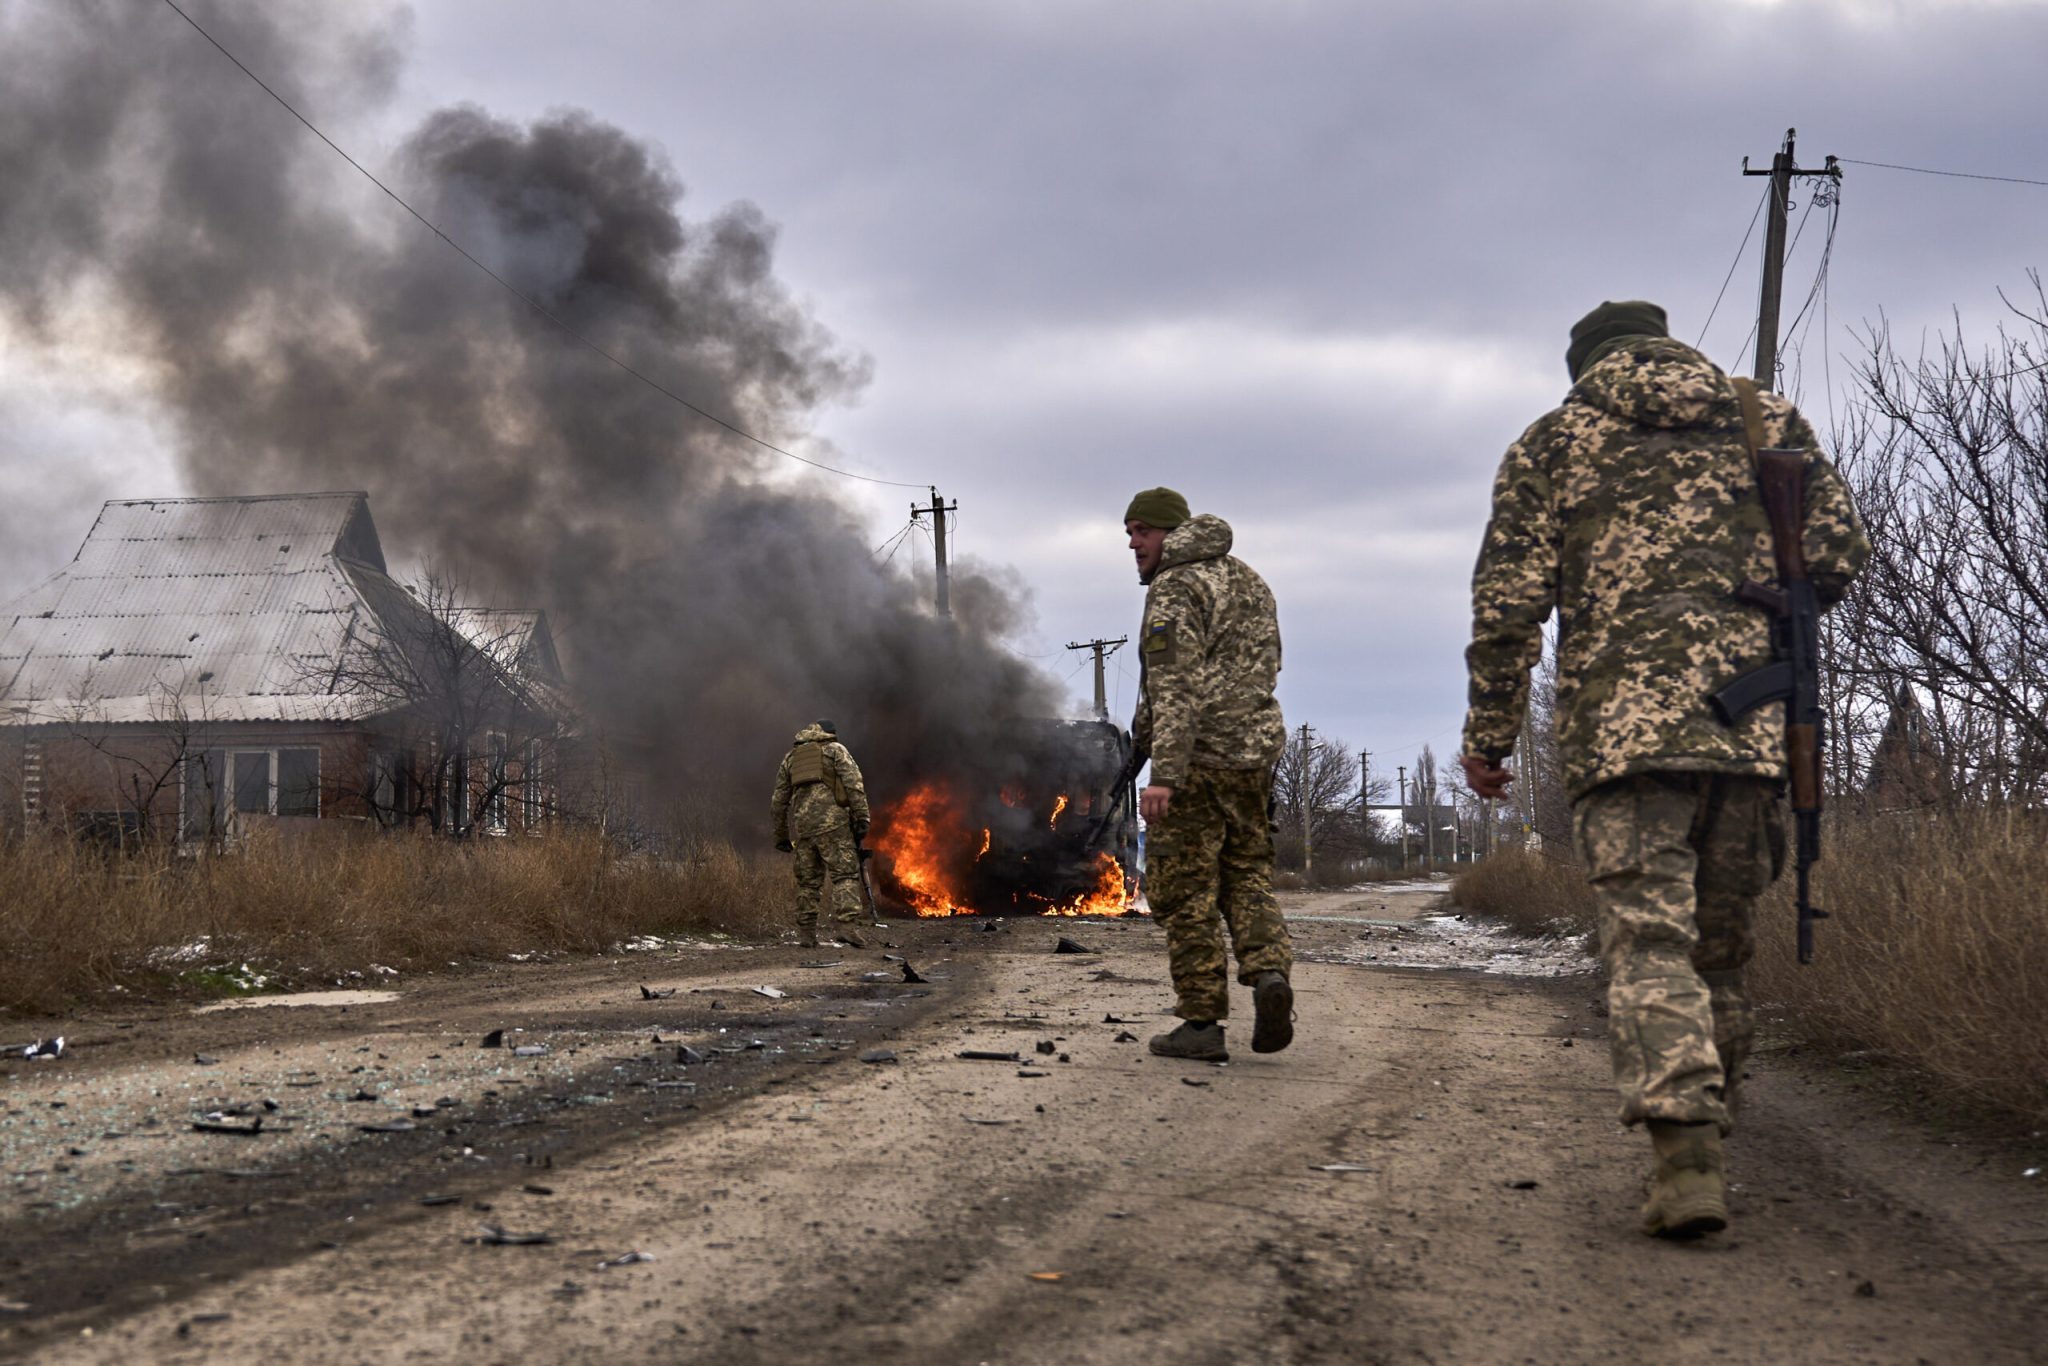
left=1144, top=618, right=1178, bottom=666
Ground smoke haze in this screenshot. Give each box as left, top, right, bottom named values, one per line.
left=0, top=0, right=1059, bottom=831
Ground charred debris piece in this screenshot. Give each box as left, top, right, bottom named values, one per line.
left=958, top=1049, right=1023, bottom=1063
left=468, top=1224, right=554, bottom=1247
left=1054, top=937, right=1094, bottom=955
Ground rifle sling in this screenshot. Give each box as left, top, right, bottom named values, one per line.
left=1730, top=376, right=1767, bottom=474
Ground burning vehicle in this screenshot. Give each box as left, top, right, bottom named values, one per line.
left=869, top=719, right=1140, bottom=917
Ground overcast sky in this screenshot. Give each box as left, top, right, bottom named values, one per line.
left=4, top=0, right=2045, bottom=778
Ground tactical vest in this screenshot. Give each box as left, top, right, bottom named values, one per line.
left=787, top=742, right=849, bottom=806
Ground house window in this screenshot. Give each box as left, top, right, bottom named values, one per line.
left=184, top=746, right=321, bottom=834
left=277, top=748, right=320, bottom=817
left=522, top=740, right=546, bottom=829
left=484, top=732, right=508, bottom=834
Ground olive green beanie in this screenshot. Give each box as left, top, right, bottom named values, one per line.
left=1566, top=300, right=1669, bottom=380
left=1123, top=487, right=1190, bottom=530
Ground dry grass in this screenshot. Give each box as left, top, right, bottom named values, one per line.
left=1451, top=845, right=1598, bottom=937
left=1751, top=808, right=2048, bottom=1127
left=0, top=828, right=793, bottom=1016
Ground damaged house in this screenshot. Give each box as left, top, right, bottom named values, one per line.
left=0, top=493, right=615, bottom=845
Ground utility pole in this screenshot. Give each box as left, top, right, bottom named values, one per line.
left=1296, top=724, right=1317, bottom=879
left=1359, top=749, right=1371, bottom=858
left=909, top=486, right=959, bottom=616
left=1397, top=765, right=1410, bottom=873
left=1064, top=637, right=1127, bottom=721
left=1743, top=129, right=1841, bottom=393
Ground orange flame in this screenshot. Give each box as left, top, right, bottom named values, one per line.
left=1049, top=794, right=1069, bottom=829
left=871, top=781, right=977, bottom=917
left=872, top=779, right=1134, bottom=920
left=1039, top=851, right=1134, bottom=918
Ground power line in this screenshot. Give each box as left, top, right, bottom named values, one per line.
left=1696, top=183, right=1771, bottom=348
left=1839, top=157, right=2048, bottom=190
left=157, top=0, right=926, bottom=491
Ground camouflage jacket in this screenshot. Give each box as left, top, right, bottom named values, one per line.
left=770, top=725, right=870, bottom=842
left=1132, top=514, right=1285, bottom=786
left=1462, top=337, right=1869, bottom=799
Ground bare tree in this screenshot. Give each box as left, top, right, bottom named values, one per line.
left=1272, top=727, right=1389, bottom=877
left=1831, top=282, right=2048, bottom=807
left=316, top=570, right=568, bottom=837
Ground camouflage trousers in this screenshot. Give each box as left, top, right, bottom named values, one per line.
left=1573, top=772, right=1785, bottom=1134
left=792, top=827, right=866, bottom=934
left=1147, top=764, right=1292, bottom=1022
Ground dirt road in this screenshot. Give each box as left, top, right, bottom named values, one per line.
left=4, top=887, right=2045, bottom=1363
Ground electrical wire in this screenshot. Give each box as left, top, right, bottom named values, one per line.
left=1839, top=157, right=2048, bottom=189
left=158, top=0, right=927, bottom=491
left=1696, top=183, right=1770, bottom=348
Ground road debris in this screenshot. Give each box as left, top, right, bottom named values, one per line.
left=1053, top=937, right=1093, bottom=955
left=358, top=1120, right=418, bottom=1134
left=1017, top=1069, right=1049, bottom=1078
left=798, top=960, right=845, bottom=969
left=193, top=1054, right=220, bottom=1065
left=468, top=1224, right=554, bottom=1246
left=512, top=1044, right=549, bottom=1058
left=1505, top=1179, right=1539, bottom=1190
left=958, top=1049, right=1023, bottom=1062
left=420, top=1194, right=461, bottom=1207
left=964, top=1117, right=1014, bottom=1126
left=1312, top=1164, right=1375, bottom=1173
left=522, top=1183, right=554, bottom=1196
left=1181, top=1077, right=1211, bottom=1088
left=675, top=1045, right=707, bottom=1065
left=1113, top=1031, right=1138, bottom=1043
left=753, top=985, right=787, bottom=1000
left=861, top=972, right=896, bottom=983
left=639, top=985, right=676, bottom=1000
left=859, top=1049, right=899, bottom=1064
left=1028, top=1272, right=1064, bottom=1283
left=1035, top=1040, right=1056, bottom=1054
left=481, top=1029, right=505, bottom=1049
left=901, top=962, right=929, bottom=984
left=21, top=1037, right=64, bottom=1060
left=598, top=1251, right=655, bottom=1269
left=192, top=1114, right=263, bottom=1136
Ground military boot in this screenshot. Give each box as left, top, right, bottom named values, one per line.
left=796, top=924, right=819, bottom=949
left=1250, top=971, right=1294, bottom=1054
left=833, top=924, right=868, bottom=949
left=1641, top=1120, right=1728, bottom=1239
left=1149, top=1021, right=1228, bottom=1062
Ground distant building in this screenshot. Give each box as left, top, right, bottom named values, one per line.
left=1862, top=685, right=1951, bottom=812
left=0, top=493, right=601, bottom=845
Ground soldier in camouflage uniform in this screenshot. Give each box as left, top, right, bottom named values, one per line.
left=1125, top=487, right=1294, bottom=1062
left=771, top=720, right=874, bottom=949
left=1460, top=301, right=1868, bottom=1238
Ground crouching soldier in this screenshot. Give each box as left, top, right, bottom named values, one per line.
left=771, top=720, right=873, bottom=949
left=1460, top=302, right=1867, bottom=1238
left=1124, top=487, right=1294, bottom=1062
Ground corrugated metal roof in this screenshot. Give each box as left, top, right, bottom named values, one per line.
left=0, top=493, right=403, bottom=725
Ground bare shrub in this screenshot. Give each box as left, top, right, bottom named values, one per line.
left=1451, top=845, right=1597, bottom=938
left=1751, top=808, right=2048, bottom=1126
left=0, top=829, right=792, bottom=1016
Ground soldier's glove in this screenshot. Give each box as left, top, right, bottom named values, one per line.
left=774, top=839, right=793, bottom=854
left=851, top=819, right=870, bottom=842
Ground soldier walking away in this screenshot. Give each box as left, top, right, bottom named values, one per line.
left=1124, top=487, right=1294, bottom=1063
left=771, top=720, right=874, bottom=949
left=1459, top=301, right=1868, bottom=1238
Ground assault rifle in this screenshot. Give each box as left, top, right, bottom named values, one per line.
left=1707, top=379, right=1828, bottom=964
left=1083, top=744, right=1149, bottom=851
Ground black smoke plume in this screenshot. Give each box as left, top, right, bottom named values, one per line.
left=0, top=0, right=1060, bottom=838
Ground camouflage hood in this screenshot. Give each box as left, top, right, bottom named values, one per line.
left=1153, top=513, right=1234, bottom=579
left=1573, top=337, right=1732, bottom=432
left=792, top=724, right=834, bottom=745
